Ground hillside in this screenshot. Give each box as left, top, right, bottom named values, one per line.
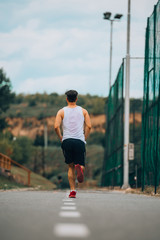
left=6, top=114, right=106, bottom=140
left=0, top=94, right=142, bottom=189
left=6, top=112, right=141, bottom=140
left=0, top=166, right=56, bottom=190
left=3, top=94, right=142, bottom=140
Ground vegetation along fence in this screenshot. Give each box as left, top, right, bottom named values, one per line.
left=141, top=0, right=160, bottom=194
left=102, top=62, right=124, bottom=187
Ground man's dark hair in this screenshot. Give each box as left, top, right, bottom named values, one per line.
left=65, top=90, right=78, bottom=102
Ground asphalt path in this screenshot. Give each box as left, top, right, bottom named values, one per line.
left=0, top=190, right=160, bottom=240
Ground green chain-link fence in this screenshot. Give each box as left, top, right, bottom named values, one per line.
left=141, top=0, right=160, bottom=193
left=102, top=62, right=124, bottom=187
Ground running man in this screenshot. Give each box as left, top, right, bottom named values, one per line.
left=54, top=90, right=92, bottom=198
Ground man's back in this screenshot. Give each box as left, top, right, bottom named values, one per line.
left=62, top=106, right=85, bottom=142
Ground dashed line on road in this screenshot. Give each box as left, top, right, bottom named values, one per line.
left=63, top=202, right=76, bottom=205
left=53, top=223, right=90, bottom=238
left=53, top=191, right=90, bottom=238
left=61, top=206, right=77, bottom=210
left=62, top=199, right=73, bottom=202
left=59, top=211, right=81, bottom=218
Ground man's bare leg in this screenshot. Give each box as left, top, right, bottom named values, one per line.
left=68, top=163, right=76, bottom=190
left=75, top=164, right=84, bottom=183
left=81, top=165, right=85, bottom=172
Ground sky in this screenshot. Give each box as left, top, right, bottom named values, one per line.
left=0, top=0, right=158, bottom=97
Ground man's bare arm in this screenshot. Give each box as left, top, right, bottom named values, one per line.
left=54, top=109, right=64, bottom=142
left=83, top=109, right=92, bottom=141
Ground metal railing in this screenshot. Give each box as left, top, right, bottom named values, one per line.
left=0, top=153, right=31, bottom=186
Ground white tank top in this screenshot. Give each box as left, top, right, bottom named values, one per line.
left=62, top=106, right=85, bottom=143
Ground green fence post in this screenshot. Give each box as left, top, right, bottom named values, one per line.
left=153, top=5, right=157, bottom=194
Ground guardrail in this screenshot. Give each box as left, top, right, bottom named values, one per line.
left=0, top=153, right=31, bottom=186
left=0, top=153, right=11, bottom=171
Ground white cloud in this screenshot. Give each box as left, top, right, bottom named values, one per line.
left=17, top=0, right=125, bottom=16
left=17, top=74, right=92, bottom=94
left=0, top=60, right=22, bottom=79
left=130, top=59, right=144, bottom=98
left=26, top=19, right=40, bottom=30
left=0, top=0, right=158, bottom=97
left=17, top=0, right=158, bottom=19
left=55, top=55, right=107, bottom=72
left=0, top=23, right=105, bottom=60
left=0, top=24, right=63, bottom=59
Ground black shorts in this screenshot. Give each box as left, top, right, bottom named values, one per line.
left=61, top=138, right=86, bottom=166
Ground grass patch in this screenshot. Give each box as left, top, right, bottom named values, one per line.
left=0, top=174, right=25, bottom=190
left=0, top=166, right=56, bottom=191
left=11, top=166, right=56, bottom=190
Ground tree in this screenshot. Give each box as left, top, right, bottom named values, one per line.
left=11, top=136, right=33, bottom=165
left=0, top=138, right=13, bottom=156
left=0, top=68, right=15, bottom=131
left=34, top=134, right=44, bottom=146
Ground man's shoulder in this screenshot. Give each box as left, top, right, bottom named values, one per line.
left=58, top=107, right=64, bottom=111
left=81, top=107, right=88, bottom=115
left=57, top=108, right=64, bottom=116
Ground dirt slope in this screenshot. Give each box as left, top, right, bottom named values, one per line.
left=6, top=113, right=141, bottom=140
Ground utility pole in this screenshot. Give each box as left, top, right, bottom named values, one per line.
left=42, top=121, right=48, bottom=177
left=122, top=0, right=131, bottom=189
left=44, top=122, right=48, bottom=149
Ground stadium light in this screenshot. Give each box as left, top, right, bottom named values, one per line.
left=103, top=12, right=123, bottom=91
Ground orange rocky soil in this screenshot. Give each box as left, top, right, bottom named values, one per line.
left=6, top=113, right=141, bottom=140
left=6, top=114, right=106, bottom=139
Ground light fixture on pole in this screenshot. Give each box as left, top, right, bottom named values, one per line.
left=103, top=12, right=123, bottom=91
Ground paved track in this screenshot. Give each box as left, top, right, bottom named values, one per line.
left=0, top=190, right=160, bottom=240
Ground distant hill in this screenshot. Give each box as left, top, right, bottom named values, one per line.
left=0, top=93, right=143, bottom=188
left=6, top=115, right=106, bottom=140
left=4, top=93, right=107, bottom=119
left=4, top=93, right=142, bottom=140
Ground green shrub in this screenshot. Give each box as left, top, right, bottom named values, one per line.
left=11, top=136, right=33, bottom=164
left=50, top=172, right=69, bottom=189
left=28, top=99, right=36, bottom=107
left=87, top=132, right=105, bottom=146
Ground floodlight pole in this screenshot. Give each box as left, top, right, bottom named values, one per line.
left=103, top=12, right=123, bottom=93
left=109, top=20, right=113, bottom=89
left=122, top=0, right=131, bottom=189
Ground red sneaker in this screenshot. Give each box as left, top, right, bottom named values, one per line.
left=75, top=164, right=84, bottom=183
left=69, top=191, right=76, bottom=198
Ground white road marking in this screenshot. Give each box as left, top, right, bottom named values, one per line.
left=64, top=202, right=76, bottom=205
left=53, top=191, right=90, bottom=238
left=61, top=206, right=76, bottom=210
left=62, top=199, right=73, bottom=202
left=54, top=223, right=90, bottom=238
left=59, top=211, right=81, bottom=218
